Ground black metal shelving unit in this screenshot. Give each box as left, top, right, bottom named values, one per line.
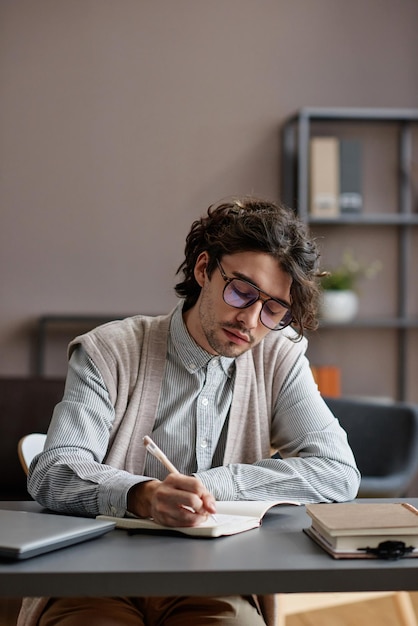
left=281, top=107, right=418, bottom=401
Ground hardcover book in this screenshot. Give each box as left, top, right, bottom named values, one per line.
left=339, top=139, right=363, bottom=213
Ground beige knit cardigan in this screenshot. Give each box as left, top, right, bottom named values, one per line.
left=18, top=310, right=310, bottom=626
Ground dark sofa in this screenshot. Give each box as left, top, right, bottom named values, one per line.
left=0, top=377, right=65, bottom=500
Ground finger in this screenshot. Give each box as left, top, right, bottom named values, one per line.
left=166, top=474, right=215, bottom=508
left=153, top=475, right=215, bottom=526
left=163, top=473, right=203, bottom=494
left=201, top=492, right=217, bottom=514
left=150, top=485, right=203, bottom=526
left=154, top=501, right=207, bottom=527
left=161, top=475, right=209, bottom=506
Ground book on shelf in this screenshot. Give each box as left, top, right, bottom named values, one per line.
left=339, top=139, right=363, bottom=214
left=309, top=137, right=363, bottom=217
left=304, top=502, right=418, bottom=559
left=309, top=137, right=340, bottom=217
left=97, top=499, right=300, bottom=538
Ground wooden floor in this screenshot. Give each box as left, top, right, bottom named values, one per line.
left=286, top=592, right=418, bottom=626
left=1, top=593, right=418, bottom=625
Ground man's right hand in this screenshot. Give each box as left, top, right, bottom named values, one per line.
left=127, top=473, right=216, bottom=527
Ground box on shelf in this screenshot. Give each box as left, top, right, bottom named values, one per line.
left=311, top=365, right=341, bottom=397
left=309, top=137, right=340, bottom=217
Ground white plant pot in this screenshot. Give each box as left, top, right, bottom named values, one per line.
left=320, top=290, right=359, bottom=323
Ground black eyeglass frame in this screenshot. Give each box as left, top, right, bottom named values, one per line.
left=215, top=259, right=293, bottom=331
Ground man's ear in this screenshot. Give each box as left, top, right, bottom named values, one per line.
left=194, top=251, right=209, bottom=287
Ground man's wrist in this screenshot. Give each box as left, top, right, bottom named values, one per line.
left=127, top=480, right=159, bottom=518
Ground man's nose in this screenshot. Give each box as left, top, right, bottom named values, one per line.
left=235, top=301, right=262, bottom=329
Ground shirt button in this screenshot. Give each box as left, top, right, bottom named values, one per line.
left=201, top=397, right=209, bottom=406
left=200, top=439, right=208, bottom=448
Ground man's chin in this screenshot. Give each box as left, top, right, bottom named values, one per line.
left=213, top=340, right=253, bottom=359
left=204, top=327, right=254, bottom=358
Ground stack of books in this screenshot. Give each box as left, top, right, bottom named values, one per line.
left=304, top=502, right=418, bottom=559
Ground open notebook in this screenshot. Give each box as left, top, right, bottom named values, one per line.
left=0, top=509, right=115, bottom=560
left=98, top=499, right=300, bottom=538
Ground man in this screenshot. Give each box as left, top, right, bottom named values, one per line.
left=19, top=197, right=360, bottom=626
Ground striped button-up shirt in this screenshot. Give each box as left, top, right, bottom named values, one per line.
left=29, top=305, right=360, bottom=516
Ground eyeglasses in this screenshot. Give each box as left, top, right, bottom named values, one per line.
left=216, top=260, right=293, bottom=331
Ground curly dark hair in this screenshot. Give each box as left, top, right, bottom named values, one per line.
left=175, top=196, right=322, bottom=339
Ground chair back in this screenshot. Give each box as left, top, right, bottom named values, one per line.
left=18, top=433, right=47, bottom=475
left=325, top=397, right=418, bottom=497
left=0, top=377, right=64, bottom=499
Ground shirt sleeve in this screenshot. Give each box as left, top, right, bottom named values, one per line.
left=196, top=349, right=361, bottom=504
left=27, top=346, right=149, bottom=517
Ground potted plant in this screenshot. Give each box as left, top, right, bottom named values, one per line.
left=319, top=249, right=382, bottom=323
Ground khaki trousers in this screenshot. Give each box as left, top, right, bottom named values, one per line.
left=38, top=596, right=266, bottom=626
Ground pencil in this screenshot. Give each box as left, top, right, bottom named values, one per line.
left=143, top=435, right=217, bottom=522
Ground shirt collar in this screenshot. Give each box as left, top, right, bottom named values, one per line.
left=170, top=302, right=234, bottom=376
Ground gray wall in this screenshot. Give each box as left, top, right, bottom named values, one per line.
left=1, top=1, right=418, bottom=393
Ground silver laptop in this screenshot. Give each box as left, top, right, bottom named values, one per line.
left=0, top=509, right=115, bottom=560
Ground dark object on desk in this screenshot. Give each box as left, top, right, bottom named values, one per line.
left=0, top=509, right=115, bottom=560
left=325, top=397, right=418, bottom=498
left=0, top=377, right=65, bottom=500
left=360, top=540, right=415, bottom=560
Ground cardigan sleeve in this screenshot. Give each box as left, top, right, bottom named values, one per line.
left=27, top=346, right=148, bottom=517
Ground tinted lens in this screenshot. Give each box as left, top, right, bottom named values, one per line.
left=222, top=276, right=292, bottom=331
left=224, top=279, right=259, bottom=308
left=261, top=303, right=293, bottom=330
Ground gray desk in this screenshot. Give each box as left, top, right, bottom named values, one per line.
left=1, top=500, right=418, bottom=598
